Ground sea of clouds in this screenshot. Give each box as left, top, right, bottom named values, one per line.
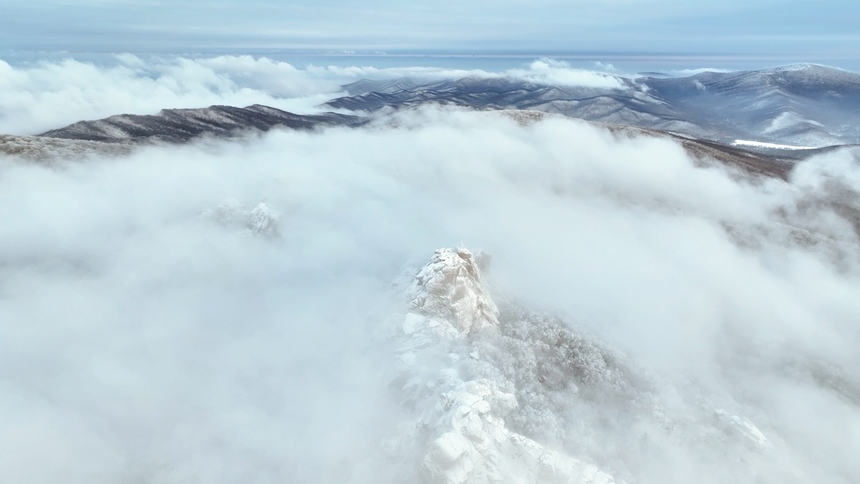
left=0, top=55, right=858, bottom=483
left=0, top=55, right=623, bottom=136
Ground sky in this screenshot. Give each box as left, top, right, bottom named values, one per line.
left=2, top=0, right=860, bottom=69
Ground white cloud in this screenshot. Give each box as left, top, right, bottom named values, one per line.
left=311, top=57, right=626, bottom=88
left=1, top=102, right=859, bottom=482
left=508, top=59, right=626, bottom=88
left=0, top=55, right=633, bottom=135
left=666, top=67, right=734, bottom=76
left=0, top=55, right=345, bottom=135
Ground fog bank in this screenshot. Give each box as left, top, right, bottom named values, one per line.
left=1, top=107, right=858, bottom=482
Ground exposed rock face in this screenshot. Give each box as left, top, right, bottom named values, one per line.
left=409, top=248, right=498, bottom=336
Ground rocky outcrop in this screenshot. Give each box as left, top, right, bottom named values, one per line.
left=392, top=248, right=619, bottom=484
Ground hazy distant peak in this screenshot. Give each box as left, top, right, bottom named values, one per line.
left=329, top=64, right=860, bottom=148
left=770, top=63, right=845, bottom=73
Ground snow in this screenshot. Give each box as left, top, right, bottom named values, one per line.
left=245, top=203, right=280, bottom=236
left=761, top=111, right=824, bottom=135
left=731, top=139, right=817, bottom=150
left=0, top=134, right=131, bottom=160
left=408, top=248, right=498, bottom=336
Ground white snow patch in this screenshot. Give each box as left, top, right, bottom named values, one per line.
left=715, top=409, right=772, bottom=450
left=731, top=139, right=816, bottom=150
left=763, top=111, right=808, bottom=135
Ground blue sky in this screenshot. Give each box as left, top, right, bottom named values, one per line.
left=2, top=0, right=859, bottom=68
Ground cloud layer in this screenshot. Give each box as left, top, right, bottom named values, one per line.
left=0, top=55, right=343, bottom=135
left=1, top=102, right=859, bottom=482
left=0, top=55, right=627, bottom=136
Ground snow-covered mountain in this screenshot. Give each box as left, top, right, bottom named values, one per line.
left=2, top=82, right=859, bottom=483
left=9, top=63, right=853, bottom=172
left=644, top=65, right=860, bottom=147
left=327, top=65, right=860, bottom=148
left=8, top=104, right=802, bottom=180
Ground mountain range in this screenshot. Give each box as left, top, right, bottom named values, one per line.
left=327, top=64, right=860, bottom=148
left=2, top=64, right=858, bottom=183
left=39, top=104, right=363, bottom=144
left=2, top=62, right=859, bottom=484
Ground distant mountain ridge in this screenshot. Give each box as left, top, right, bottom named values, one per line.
left=18, top=64, right=859, bottom=179
left=16, top=102, right=800, bottom=180
left=327, top=64, right=860, bottom=148
left=39, top=104, right=364, bottom=143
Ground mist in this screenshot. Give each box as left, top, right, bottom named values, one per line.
left=0, top=55, right=626, bottom=137
left=1, top=104, right=859, bottom=482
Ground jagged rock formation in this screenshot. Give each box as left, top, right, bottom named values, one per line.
left=409, top=249, right=498, bottom=335
left=393, top=248, right=620, bottom=484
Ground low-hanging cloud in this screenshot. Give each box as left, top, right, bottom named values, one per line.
left=0, top=105, right=859, bottom=483
left=0, top=55, right=630, bottom=136
left=0, top=55, right=344, bottom=136
left=310, top=57, right=625, bottom=89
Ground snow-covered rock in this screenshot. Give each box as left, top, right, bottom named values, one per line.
left=392, top=248, right=620, bottom=484
left=245, top=203, right=279, bottom=236
left=201, top=199, right=280, bottom=237
left=408, top=248, right=498, bottom=336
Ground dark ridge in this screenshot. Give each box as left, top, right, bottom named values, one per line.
left=21, top=97, right=849, bottom=184
left=39, top=104, right=365, bottom=144
left=24, top=100, right=801, bottom=182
